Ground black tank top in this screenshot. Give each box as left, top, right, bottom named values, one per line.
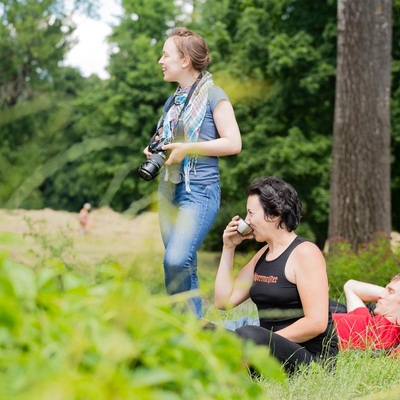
left=249, top=236, right=338, bottom=356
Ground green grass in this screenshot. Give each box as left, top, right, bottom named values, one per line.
left=261, top=351, right=400, bottom=400
left=0, top=231, right=24, bottom=245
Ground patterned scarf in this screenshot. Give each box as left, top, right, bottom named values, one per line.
left=161, top=71, right=214, bottom=192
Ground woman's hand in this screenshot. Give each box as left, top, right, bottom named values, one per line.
left=223, top=216, right=253, bottom=248
left=143, top=135, right=160, bottom=159
left=143, top=146, right=152, bottom=159
left=215, top=219, right=259, bottom=310
left=162, top=142, right=188, bottom=165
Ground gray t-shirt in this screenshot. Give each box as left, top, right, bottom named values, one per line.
left=162, top=85, right=229, bottom=185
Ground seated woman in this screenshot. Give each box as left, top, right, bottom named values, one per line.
left=214, top=176, right=338, bottom=374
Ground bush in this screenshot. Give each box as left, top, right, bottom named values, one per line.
left=326, top=236, right=400, bottom=300
left=0, top=254, right=284, bottom=399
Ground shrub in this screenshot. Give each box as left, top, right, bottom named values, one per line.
left=0, top=254, right=284, bottom=399
left=326, top=236, right=400, bottom=300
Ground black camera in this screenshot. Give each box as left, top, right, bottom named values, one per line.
left=138, top=137, right=171, bottom=181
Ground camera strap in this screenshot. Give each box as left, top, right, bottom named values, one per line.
left=175, top=73, right=202, bottom=119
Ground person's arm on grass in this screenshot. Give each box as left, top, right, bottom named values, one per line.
left=344, top=279, right=384, bottom=312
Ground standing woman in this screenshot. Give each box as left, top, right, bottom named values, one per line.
left=214, top=176, right=338, bottom=374
left=142, top=27, right=241, bottom=318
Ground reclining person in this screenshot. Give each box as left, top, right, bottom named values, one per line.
left=332, top=275, right=400, bottom=353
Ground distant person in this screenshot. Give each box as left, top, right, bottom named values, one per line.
left=332, top=276, right=400, bottom=353
left=79, top=203, right=93, bottom=235
left=141, top=27, right=241, bottom=318
left=214, top=176, right=338, bottom=374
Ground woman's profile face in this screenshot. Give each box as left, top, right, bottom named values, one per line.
left=158, top=37, right=184, bottom=82
left=245, top=195, right=277, bottom=242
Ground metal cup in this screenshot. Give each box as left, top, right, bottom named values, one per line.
left=236, top=217, right=253, bottom=236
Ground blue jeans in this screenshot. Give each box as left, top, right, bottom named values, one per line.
left=158, top=179, right=220, bottom=318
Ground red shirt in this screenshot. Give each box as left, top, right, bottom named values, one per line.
left=333, top=307, right=400, bottom=350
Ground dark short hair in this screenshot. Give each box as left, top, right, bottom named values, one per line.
left=169, top=27, right=211, bottom=71
left=246, top=176, right=302, bottom=232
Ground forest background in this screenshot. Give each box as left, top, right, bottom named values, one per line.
left=1, top=0, right=400, bottom=251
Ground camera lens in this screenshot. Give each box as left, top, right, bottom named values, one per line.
left=138, top=166, right=155, bottom=181
left=138, top=153, right=165, bottom=181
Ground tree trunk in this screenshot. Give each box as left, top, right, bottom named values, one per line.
left=328, top=0, right=392, bottom=250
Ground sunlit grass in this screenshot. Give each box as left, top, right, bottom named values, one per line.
left=0, top=231, right=24, bottom=245
left=261, top=350, right=400, bottom=400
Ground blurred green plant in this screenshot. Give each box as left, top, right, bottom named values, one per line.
left=5, top=134, right=131, bottom=209
left=0, top=253, right=285, bottom=399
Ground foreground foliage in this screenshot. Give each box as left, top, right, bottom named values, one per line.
left=0, top=253, right=284, bottom=399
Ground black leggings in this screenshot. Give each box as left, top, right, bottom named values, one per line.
left=236, top=325, right=321, bottom=374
